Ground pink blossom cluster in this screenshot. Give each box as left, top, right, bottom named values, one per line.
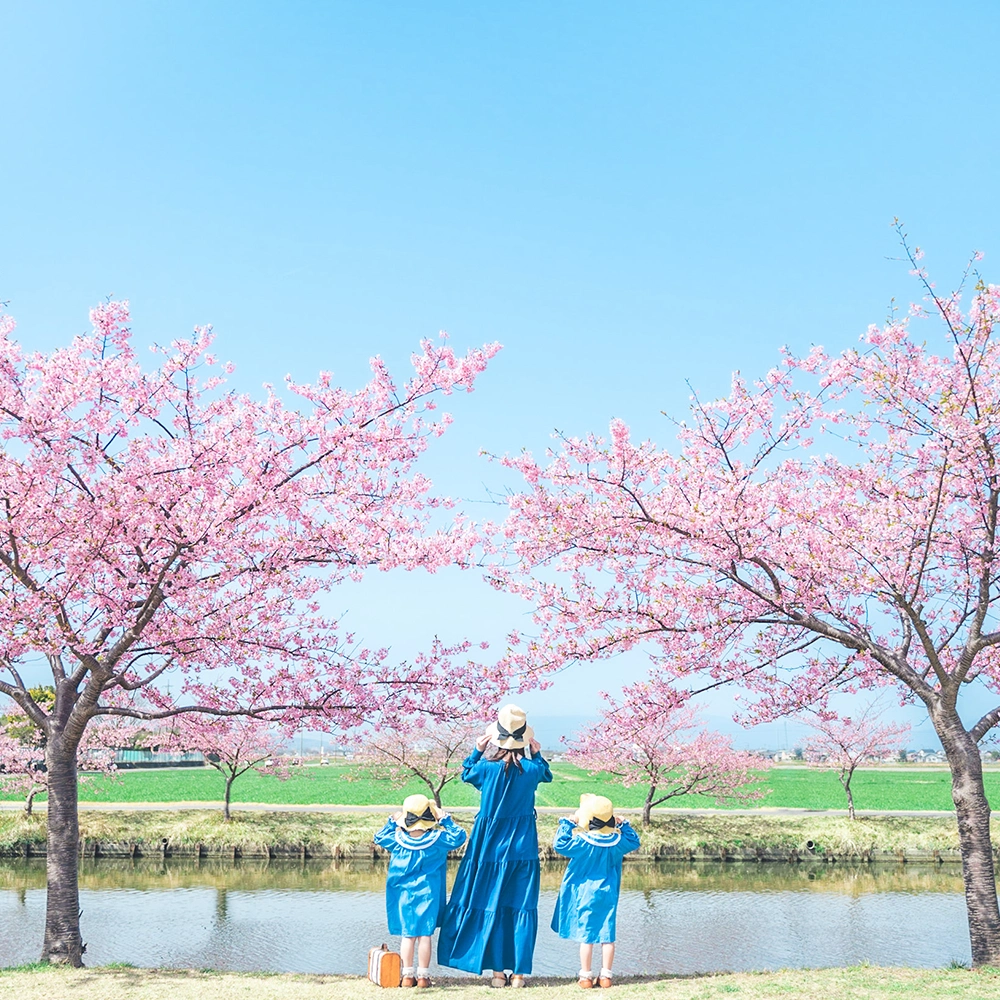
left=490, top=271, right=1000, bottom=735
left=0, top=301, right=501, bottom=740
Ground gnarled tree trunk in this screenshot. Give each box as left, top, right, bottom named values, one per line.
left=223, top=773, right=235, bottom=822
left=935, top=706, right=1000, bottom=967
left=643, top=785, right=656, bottom=826
left=24, top=784, right=41, bottom=818
left=839, top=765, right=856, bottom=821
left=41, top=737, right=84, bottom=965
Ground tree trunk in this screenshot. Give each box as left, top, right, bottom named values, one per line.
left=643, top=785, right=655, bottom=826
left=223, top=774, right=234, bottom=822
left=41, top=743, right=85, bottom=965
left=432, top=787, right=443, bottom=809
left=839, top=766, right=856, bottom=821
left=24, top=784, right=40, bottom=818
left=935, top=706, right=1000, bottom=967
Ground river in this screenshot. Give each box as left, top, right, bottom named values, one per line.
left=0, top=859, right=972, bottom=974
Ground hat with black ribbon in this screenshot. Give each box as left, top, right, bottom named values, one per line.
left=401, top=793, right=441, bottom=832
left=487, top=704, right=535, bottom=756
left=578, top=793, right=617, bottom=832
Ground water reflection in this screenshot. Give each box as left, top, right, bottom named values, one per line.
left=0, top=858, right=972, bottom=974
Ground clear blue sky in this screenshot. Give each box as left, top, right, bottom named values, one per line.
left=3, top=0, right=999, bottom=748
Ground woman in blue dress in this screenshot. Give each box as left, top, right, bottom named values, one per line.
left=374, top=792, right=468, bottom=987
left=551, top=793, right=641, bottom=989
left=437, top=704, right=552, bottom=988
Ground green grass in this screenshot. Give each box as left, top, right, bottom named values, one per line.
left=2, top=762, right=990, bottom=812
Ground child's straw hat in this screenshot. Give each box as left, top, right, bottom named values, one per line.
left=401, top=793, right=441, bottom=832
left=486, top=704, right=535, bottom=755
left=578, top=793, right=617, bottom=831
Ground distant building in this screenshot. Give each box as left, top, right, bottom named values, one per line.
left=113, top=749, right=204, bottom=769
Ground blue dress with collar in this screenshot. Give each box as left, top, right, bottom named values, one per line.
left=436, top=748, right=553, bottom=974
left=374, top=814, right=468, bottom=938
left=550, top=817, right=641, bottom=944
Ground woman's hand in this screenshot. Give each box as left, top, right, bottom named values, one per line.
left=529, top=737, right=541, bottom=754
left=475, top=730, right=491, bottom=751
left=564, top=809, right=579, bottom=823
left=392, top=810, right=405, bottom=826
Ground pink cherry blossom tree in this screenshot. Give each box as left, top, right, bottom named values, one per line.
left=490, top=230, right=1000, bottom=963
left=800, top=709, right=910, bottom=820
left=350, top=714, right=487, bottom=807
left=0, top=301, right=499, bottom=965
left=165, top=715, right=290, bottom=821
left=564, top=683, right=768, bottom=825
left=0, top=712, right=47, bottom=815
left=0, top=705, right=137, bottom=816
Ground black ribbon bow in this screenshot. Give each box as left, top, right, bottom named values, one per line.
left=496, top=721, right=527, bottom=741
left=588, top=816, right=617, bottom=831
left=405, top=806, right=436, bottom=827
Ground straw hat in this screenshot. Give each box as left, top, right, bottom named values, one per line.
left=578, top=793, right=617, bottom=832
left=486, top=703, right=535, bottom=755
left=401, top=793, right=441, bottom=832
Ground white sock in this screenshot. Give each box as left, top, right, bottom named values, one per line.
left=416, top=967, right=430, bottom=978
left=579, top=969, right=594, bottom=979
left=600, top=968, right=613, bottom=979
left=402, top=966, right=415, bottom=977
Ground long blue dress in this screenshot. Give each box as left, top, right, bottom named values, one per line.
left=436, top=748, right=553, bottom=973
left=374, top=815, right=468, bottom=938
left=550, top=818, right=641, bottom=944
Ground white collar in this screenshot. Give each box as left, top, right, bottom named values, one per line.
left=394, top=827, right=442, bottom=850
left=577, top=829, right=622, bottom=848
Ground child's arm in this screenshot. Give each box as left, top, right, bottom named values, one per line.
left=461, top=748, right=486, bottom=789
left=616, top=819, right=641, bottom=856
left=373, top=816, right=398, bottom=851
left=437, top=814, right=468, bottom=849
left=552, top=817, right=588, bottom=858
left=525, top=750, right=553, bottom=785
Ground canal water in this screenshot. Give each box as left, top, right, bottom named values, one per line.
left=0, top=859, right=972, bottom=975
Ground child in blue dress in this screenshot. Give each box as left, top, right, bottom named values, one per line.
left=551, top=793, right=640, bottom=989
left=374, top=792, right=467, bottom=988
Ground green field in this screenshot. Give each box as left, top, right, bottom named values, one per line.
left=1, top=762, right=988, bottom=812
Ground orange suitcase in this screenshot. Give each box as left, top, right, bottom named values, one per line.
left=368, top=943, right=402, bottom=987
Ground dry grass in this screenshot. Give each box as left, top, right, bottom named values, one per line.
left=0, top=809, right=977, bottom=860
left=2, top=966, right=999, bottom=1000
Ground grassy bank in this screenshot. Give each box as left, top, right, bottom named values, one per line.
left=3, top=762, right=991, bottom=812
left=0, top=809, right=982, bottom=861
left=2, top=965, right=999, bottom=1000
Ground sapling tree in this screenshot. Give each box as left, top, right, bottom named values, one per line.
left=0, top=712, right=47, bottom=815
left=801, top=710, right=910, bottom=820
left=0, top=301, right=499, bottom=965
left=0, top=703, right=135, bottom=816
left=165, top=714, right=290, bottom=821
left=563, top=683, right=768, bottom=824
left=492, top=231, right=1000, bottom=964
left=350, top=715, right=486, bottom=806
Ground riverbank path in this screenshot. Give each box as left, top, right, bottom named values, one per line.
left=0, top=801, right=957, bottom=817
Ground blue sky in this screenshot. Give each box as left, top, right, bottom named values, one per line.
left=3, top=0, right=1000, bottom=748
